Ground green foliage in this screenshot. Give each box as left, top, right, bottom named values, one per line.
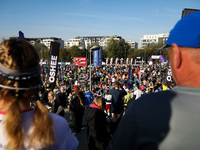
left=133, top=42, right=169, bottom=62
left=33, top=43, right=49, bottom=61
left=105, top=37, right=130, bottom=60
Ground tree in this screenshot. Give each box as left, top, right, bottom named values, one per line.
left=106, top=37, right=130, bottom=60
left=59, top=47, right=70, bottom=62
left=33, top=43, right=49, bottom=61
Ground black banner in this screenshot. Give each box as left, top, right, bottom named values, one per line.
left=165, top=62, right=175, bottom=85
left=47, top=42, right=60, bottom=89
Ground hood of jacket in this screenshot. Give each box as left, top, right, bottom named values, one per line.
left=84, top=106, right=101, bottom=122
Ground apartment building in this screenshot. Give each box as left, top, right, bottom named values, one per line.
left=65, top=35, right=122, bottom=49
left=10, top=37, right=64, bottom=49
left=140, top=33, right=169, bottom=49
left=127, top=40, right=138, bottom=49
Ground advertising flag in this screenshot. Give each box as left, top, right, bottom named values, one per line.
left=120, top=58, right=123, bottom=65
left=105, top=58, right=109, bottom=65
left=110, top=58, right=113, bottom=66
left=47, top=42, right=60, bottom=89
left=93, top=50, right=98, bottom=67
left=126, top=58, right=129, bottom=65
left=98, top=46, right=102, bottom=66
left=19, top=31, right=25, bottom=40
left=130, top=58, right=133, bottom=65
left=127, top=64, right=132, bottom=90
left=115, top=58, right=118, bottom=66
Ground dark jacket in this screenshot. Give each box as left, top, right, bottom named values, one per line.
left=84, top=105, right=117, bottom=150
left=57, top=91, right=67, bottom=107
left=48, top=98, right=64, bottom=117
left=108, top=88, right=127, bottom=111
left=70, top=91, right=85, bottom=113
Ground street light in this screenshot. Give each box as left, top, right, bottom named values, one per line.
left=89, top=45, right=100, bottom=91
left=79, top=45, right=100, bottom=91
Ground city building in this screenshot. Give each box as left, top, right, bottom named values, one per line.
left=140, top=33, right=169, bottom=49
left=65, top=35, right=122, bottom=49
left=10, top=37, right=64, bottom=49
left=127, top=40, right=138, bottom=49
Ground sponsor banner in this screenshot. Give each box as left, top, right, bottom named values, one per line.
left=74, top=57, right=86, bottom=66
left=93, top=50, right=98, bottom=67
left=165, top=62, right=175, bottom=85
left=127, top=65, right=132, bottom=90
left=115, top=58, right=118, bottom=66
left=126, top=58, right=129, bottom=65
left=98, top=47, right=102, bottom=66
left=120, top=58, right=123, bottom=65
left=110, top=58, right=113, bottom=65
left=47, top=42, right=60, bottom=89
left=130, top=58, right=133, bottom=65
left=105, top=58, right=109, bottom=65
left=151, top=55, right=160, bottom=59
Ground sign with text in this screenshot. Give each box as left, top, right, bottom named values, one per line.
left=47, top=42, right=60, bottom=89
left=74, top=57, right=86, bottom=66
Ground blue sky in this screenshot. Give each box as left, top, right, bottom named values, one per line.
left=0, top=0, right=199, bottom=44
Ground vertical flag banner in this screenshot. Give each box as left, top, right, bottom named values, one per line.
left=98, top=46, right=102, bottom=66
left=120, top=58, right=123, bottom=65
left=93, top=50, right=99, bottom=67
left=106, top=58, right=109, bottom=65
left=130, top=58, right=133, bottom=65
left=127, top=64, right=132, bottom=90
left=126, top=58, right=129, bottom=65
left=19, top=31, right=25, bottom=40
left=110, top=58, right=113, bottom=66
left=47, top=42, right=60, bottom=89
left=115, top=58, right=118, bottom=66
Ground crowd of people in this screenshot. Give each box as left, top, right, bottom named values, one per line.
left=0, top=10, right=199, bottom=150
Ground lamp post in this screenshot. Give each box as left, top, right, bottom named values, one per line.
left=79, top=45, right=100, bottom=91
left=89, top=45, right=100, bottom=91
left=79, top=46, right=88, bottom=73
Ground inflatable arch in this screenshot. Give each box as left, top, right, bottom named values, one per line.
left=149, top=55, right=165, bottom=65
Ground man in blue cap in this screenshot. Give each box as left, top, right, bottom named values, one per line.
left=107, top=11, right=200, bottom=150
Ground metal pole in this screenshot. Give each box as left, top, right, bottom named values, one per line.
left=125, top=46, right=126, bottom=61
left=86, top=50, right=87, bottom=74
left=90, top=50, right=92, bottom=91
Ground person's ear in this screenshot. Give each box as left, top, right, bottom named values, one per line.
left=172, top=43, right=182, bottom=69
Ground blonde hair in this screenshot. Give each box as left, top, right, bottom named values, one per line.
left=48, top=91, right=56, bottom=103
left=92, top=96, right=105, bottom=110
left=0, top=39, right=56, bottom=149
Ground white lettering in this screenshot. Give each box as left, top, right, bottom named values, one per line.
left=49, top=76, right=55, bottom=83
left=49, top=55, right=57, bottom=83
left=51, top=55, right=57, bottom=60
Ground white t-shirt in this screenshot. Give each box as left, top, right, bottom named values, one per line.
left=134, top=90, right=143, bottom=100
left=0, top=109, right=78, bottom=150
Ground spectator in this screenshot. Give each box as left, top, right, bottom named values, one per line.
left=46, top=91, right=65, bottom=117
left=84, top=96, right=118, bottom=150
left=70, top=86, right=85, bottom=133
left=133, top=84, right=143, bottom=100
left=106, top=11, right=200, bottom=150
left=0, top=39, right=78, bottom=150
left=108, top=81, right=126, bottom=120
left=83, top=87, right=94, bottom=110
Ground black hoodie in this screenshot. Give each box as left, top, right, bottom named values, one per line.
left=84, top=105, right=117, bottom=150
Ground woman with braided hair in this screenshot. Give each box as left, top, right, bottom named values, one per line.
left=0, top=39, right=78, bottom=150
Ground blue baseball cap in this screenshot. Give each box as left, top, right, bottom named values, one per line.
left=159, top=10, right=200, bottom=50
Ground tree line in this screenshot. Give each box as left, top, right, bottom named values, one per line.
left=33, top=37, right=168, bottom=63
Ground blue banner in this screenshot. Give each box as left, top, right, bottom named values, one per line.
left=19, top=31, right=25, bottom=40
left=98, top=46, right=102, bottom=66
left=127, top=64, right=132, bottom=90
left=93, top=50, right=98, bottom=67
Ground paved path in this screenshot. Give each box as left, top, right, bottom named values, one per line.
left=64, top=108, right=88, bottom=150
